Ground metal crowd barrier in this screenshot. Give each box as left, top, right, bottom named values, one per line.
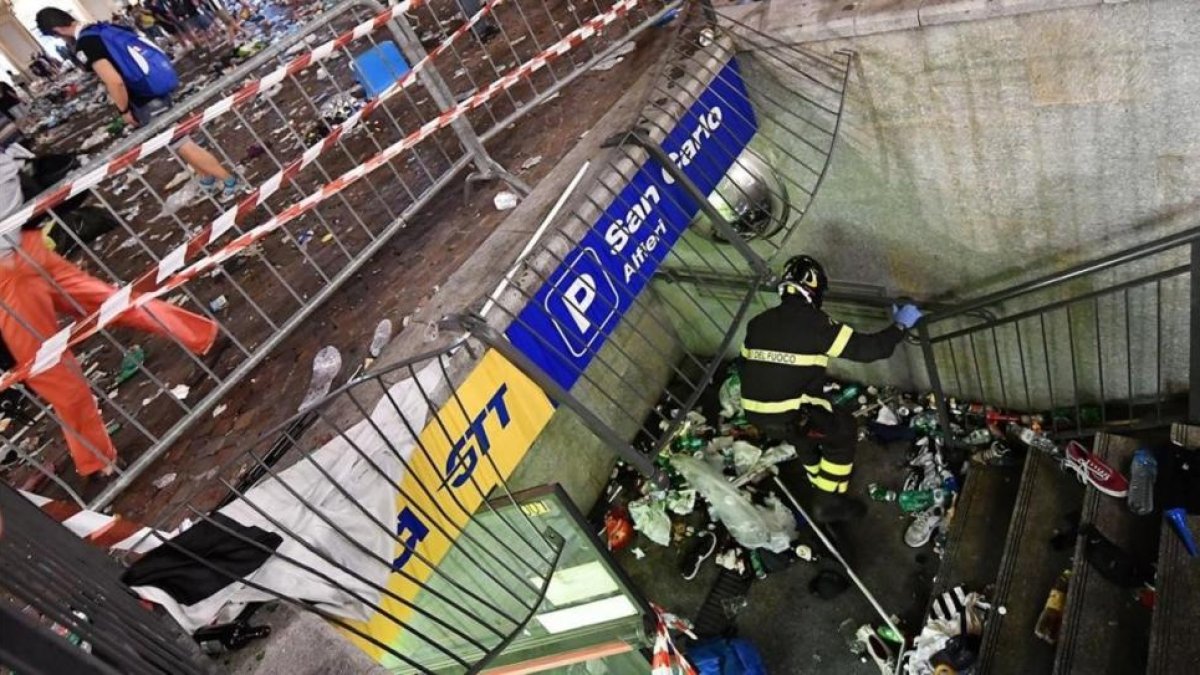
left=1, top=337, right=564, bottom=673
left=0, top=0, right=671, bottom=509
left=465, top=6, right=853, bottom=470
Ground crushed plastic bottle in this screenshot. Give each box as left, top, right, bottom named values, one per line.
left=369, top=319, right=393, bottom=358
left=1128, top=448, right=1157, bottom=516
left=1013, top=424, right=1060, bottom=456
left=831, top=384, right=861, bottom=407
left=298, top=346, right=341, bottom=411
left=898, top=488, right=946, bottom=513
left=116, top=345, right=146, bottom=384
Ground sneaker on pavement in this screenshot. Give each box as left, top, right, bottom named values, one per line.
left=812, top=492, right=867, bottom=523
left=198, top=176, right=219, bottom=196
left=680, top=531, right=717, bottom=581
left=905, top=505, right=945, bottom=548
left=855, top=624, right=895, bottom=675
left=219, top=177, right=249, bottom=203
left=1063, top=440, right=1129, bottom=497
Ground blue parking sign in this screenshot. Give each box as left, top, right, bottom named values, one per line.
left=506, top=57, right=758, bottom=391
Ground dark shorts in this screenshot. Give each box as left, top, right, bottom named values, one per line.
left=131, top=97, right=188, bottom=149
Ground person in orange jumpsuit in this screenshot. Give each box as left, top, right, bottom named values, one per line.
left=0, top=143, right=218, bottom=477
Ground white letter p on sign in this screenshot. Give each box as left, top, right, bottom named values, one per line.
left=564, top=274, right=597, bottom=333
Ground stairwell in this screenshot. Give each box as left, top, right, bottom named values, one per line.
left=905, top=224, right=1200, bottom=672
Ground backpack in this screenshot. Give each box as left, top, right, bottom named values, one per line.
left=81, top=23, right=178, bottom=100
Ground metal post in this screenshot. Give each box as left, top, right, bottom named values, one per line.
left=918, top=321, right=957, bottom=447
left=448, top=313, right=670, bottom=489
left=608, top=128, right=771, bottom=278
left=380, top=6, right=531, bottom=195
left=1190, top=241, right=1200, bottom=422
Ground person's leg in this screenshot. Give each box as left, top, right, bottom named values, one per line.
left=0, top=241, right=117, bottom=476
left=810, top=407, right=858, bottom=493
left=26, top=236, right=218, bottom=355
left=176, top=138, right=231, bottom=181
left=804, top=406, right=865, bottom=522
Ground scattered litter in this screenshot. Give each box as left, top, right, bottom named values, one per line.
left=519, top=155, right=542, bottom=172
left=164, top=170, right=192, bottom=191
left=299, top=346, right=341, bottom=411
left=212, top=404, right=228, bottom=418
left=493, top=191, right=518, bottom=210
left=631, top=547, right=645, bottom=560
left=590, top=41, right=637, bottom=72
left=169, top=384, right=190, bottom=400
left=116, top=346, right=146, bottom=384
left=209, top=295, right=228, bottom=312
left=152, top=473, right=177, bottom=490
left=320, top=233, right=334, bottom=244
left=628, top=497, right=671, bottom=546
left=80, top=128, right=110, bottom=151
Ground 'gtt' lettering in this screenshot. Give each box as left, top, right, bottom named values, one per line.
left=392, top=507, right=429, bottom=571
left=442, top=384, right=511, bottom=489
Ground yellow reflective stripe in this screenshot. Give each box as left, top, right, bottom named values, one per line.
left=740, top=346, right=829, bottom=368
left=826, top=325, right=854, bottom=358
left=741, top=394, right=833, bottom=414
left=804, top=464, right=819, bottom=476
left=809, top=474, right=847, bottom=493
left=819, top=458, right=853, bottom=477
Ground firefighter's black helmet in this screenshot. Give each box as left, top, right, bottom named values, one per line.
left=778, top=255, right=827, bottom=307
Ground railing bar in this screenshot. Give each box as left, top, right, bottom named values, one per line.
left=990, top=325, right=1008, bottom=410
left=1015, top=320, right=1032, bottom=414
left=1066, top=305, right=1082, bottom=437
left=1157, top=279, right=1164, bottom=424
left=929, top=264, right=1190, bottom=343
left=1040, top=313, right=1058, bottom=436
left=1094, top=296, right=1107, bottom=425
left=1124, top=289, right=1134, bottom=424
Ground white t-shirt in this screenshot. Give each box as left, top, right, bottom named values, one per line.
left=0, top=142, right=33, bottom=254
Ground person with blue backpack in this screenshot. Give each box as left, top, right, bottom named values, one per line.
left=36, top=7, right=245, bottom=202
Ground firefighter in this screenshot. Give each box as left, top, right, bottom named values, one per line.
left=740, top=255, right=923, bottom=522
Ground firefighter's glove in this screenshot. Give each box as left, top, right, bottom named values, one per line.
left=892, top=303, right=923, bottom=329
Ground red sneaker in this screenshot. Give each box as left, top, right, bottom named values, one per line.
left=1064, top=441, right=1129, bottom=498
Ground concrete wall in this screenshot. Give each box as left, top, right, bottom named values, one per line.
left=760, top=0, right=1200, bottom=299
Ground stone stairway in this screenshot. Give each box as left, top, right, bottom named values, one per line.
left=974, top=450, right=1082, bottom=674
left=1053, top=434, right=1152, bottom=674
left=933, top=431, right=1188, bottom=674
left=1147, top=425, right=1200, bottom=672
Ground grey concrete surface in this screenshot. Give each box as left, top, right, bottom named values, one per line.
left=764, top=0, right=1200, bottom=300
left=224, top=606, right=388, bottom=675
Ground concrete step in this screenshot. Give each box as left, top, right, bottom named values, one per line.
left=929, top=463, right=1022, bottom=601
left=1148, top=425, right=1200, bottom=673
left=976, top=450, right=1084, bottom=675
left=1054, top=433, right=1153, bottom=675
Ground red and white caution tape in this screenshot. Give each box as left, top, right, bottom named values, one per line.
left=0, top=0, right=639, bottom=392
left=20, top=489, right=163, bottom=554
left=0, top=0, right=430, bottom=242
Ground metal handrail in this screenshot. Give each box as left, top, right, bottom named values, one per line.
left=926, top=222, right=1200, bottom=324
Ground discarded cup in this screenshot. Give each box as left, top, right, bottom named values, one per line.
left=493, top=191, right=518, bottom=211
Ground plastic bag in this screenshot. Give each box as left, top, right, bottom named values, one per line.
left=718, top=369, right=743, bottom=419
left=672, top=455, right=794, bottom=552
left=758, top=496, right=797, bottom=552
left=731, top=441, right=763, bottom=476
left=629, top=498, right=671, bottom=546
left=666, top=489, right=697, bottom=515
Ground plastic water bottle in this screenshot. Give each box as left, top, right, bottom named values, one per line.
left=1128, top=448, right=1158, bottom=516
